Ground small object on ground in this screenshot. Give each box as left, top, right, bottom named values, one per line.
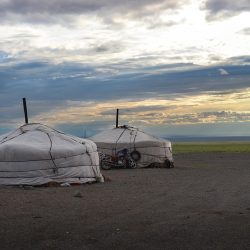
left=32, top=216, right=42, bottom=219
left=47, top=182, right=61, bottom=187
left=60, top=183, right=71, bottom=187
left=23, top=186, right=35, bottom=190
left=74, top=191, right=83, bottom=198
left=103, top=174, right=112, bottom=182
left=96, top=176, right=104, bottom=182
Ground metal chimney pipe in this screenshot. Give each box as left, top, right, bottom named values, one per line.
left=22, top=98, right=29, bottom=124
left=116, top=109, right=119, bottom=128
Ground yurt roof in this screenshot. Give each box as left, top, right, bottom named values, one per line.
left=90, top=125, right=171, bottom=146
left=0, top=123, right=97, bottom=161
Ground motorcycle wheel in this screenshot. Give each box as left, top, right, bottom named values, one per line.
left=127, top=157, right=137, bottom=169
left=100, top=160, right=112, bottom=170
left=130, top=150, right=141, bottom=162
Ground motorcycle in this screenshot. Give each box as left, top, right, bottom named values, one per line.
left=99, top=148, right=137, bottom=170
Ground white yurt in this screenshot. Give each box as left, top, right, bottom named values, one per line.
left=0, top=123, right=103, bottom=186
left=90, top=125, right=174, bottom=169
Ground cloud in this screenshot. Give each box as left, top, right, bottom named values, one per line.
left=145, top=122, right=250, bottom=137
left=0, top=51, right=9, bottom=61
left=91, top=41, right=125, bottom=54
left=147, top=19, right=184, bottom=29
left=238, top=27, right=250, bottom=35
left=218, top=68, right=229, bottom=75
left=1, top=59, right=250, bottom=109
left=9, top=86, right=248, bottom=128
left=0, top=0, right=249, bottom=138
left=226, top=55, right=250, bottom=65
left=0, top=0, right=187, bottom=24
left=165, top=111, right=250, bottom=124
left=1, top=85, right=250, bottom=136
left=1, top=56, right=250, bottom=135
left=203, top=0, right=250, bottom=20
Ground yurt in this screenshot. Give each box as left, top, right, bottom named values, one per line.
left=90, top=125, right=174, bottom=169
left=0, top=123, right=103, bottom=185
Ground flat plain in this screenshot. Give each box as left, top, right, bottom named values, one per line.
left=0, top=143, right=250, bottom=250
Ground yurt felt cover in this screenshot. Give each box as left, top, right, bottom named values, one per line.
left=90, top=126, right=173, bottom=168
left=0, top=123, right=103, bottom=185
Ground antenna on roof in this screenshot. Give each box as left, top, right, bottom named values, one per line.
left=116, top=109, right=119, bottom=128
left=22, top=98, right=29, bottom=124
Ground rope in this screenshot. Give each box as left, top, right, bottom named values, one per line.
left=44, top=131, right=58, bottom=174
left=0, top=164, right=99, bottom=173
left=0, top=175, right=98, bottom=179
left=97, top=146, right=171, bottom=150
left=132, top=128, right=138, bottom=150
left=114, top=127, right=126, bottom=155
left=0, top=130, right=25, bottom=145
left=0, top=150, right=94, bottom=163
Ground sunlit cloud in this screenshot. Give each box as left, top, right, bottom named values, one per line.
left=15, top=87, right=248, bottom=130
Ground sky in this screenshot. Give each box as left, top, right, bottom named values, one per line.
left=0, top=0, right=250, bottom=138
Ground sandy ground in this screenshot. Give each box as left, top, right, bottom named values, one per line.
left=0, top=152, right=250, bottom=250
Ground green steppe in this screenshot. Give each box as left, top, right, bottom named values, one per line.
left=173, top=142, right=250, bottom=154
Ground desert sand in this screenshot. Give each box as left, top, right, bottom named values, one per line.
left=0, top=152, right=250, bottom=250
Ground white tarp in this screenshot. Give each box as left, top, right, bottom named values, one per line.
left=90, top=126, right=174, bottom=168
left=0, top=123, right=104, bottom=185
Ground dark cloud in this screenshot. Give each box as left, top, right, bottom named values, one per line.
left=100, top=105, right=173, bottom=116
left=92, top=41, right=125, bottom=54
left=208, top=55, right=225, bottom=63
left=1, top=59, right=250, bottom=108
left=0, top=0, right=186, bottom=24
left=203, top=0, right=250, bottom=20
left=226, top=55, right=250, bottom=64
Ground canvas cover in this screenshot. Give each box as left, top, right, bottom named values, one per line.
left=0, top=123, right=103, bottom=185
left=90, top=126, right=173, bottom=168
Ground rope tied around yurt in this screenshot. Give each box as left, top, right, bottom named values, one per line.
left=43, top=131, right=58, bottom=174
left=44, top=131, right=58, bottom=174
left=0, top=151, right=96, bottom=163
left=0, top=128, right=26, bottom=145
left=113, top=127, right=126, bottom=155
left=132, top=128, right=138, bottom=151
